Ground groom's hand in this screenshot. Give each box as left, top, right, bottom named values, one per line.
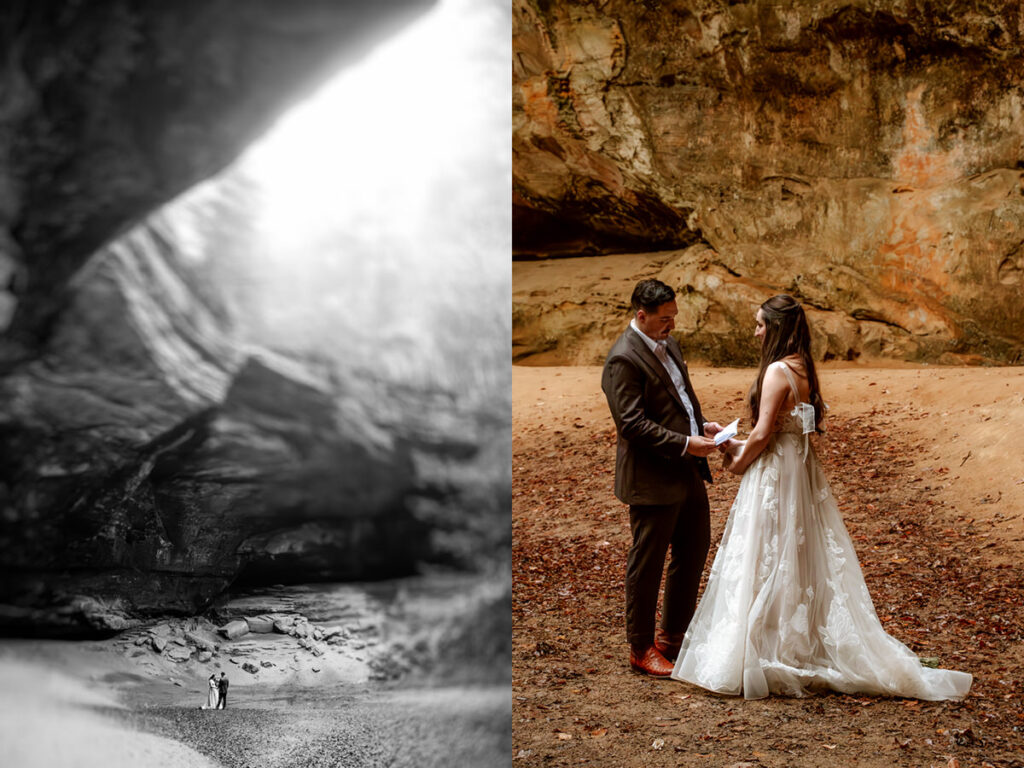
left=685, top=436, right=717, bottom=457
left=703, top=421, right=724, bottom=438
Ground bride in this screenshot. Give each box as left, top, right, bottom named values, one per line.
left=201, top=673, right=219, bottom=709
left=671, top=295, right=972, bottom=700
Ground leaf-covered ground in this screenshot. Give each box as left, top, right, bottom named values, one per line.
left=512, top=367, right=1024, bottom=768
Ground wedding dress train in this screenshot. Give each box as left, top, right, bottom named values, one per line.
left=672, top=365, right=972, bottom=700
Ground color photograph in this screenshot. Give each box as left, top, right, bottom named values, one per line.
left=513, top=2, right=1024, bottom=766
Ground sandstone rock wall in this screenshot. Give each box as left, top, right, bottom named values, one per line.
left=0, top=0, right=514, bottom=635
left=513, top=0, right=1024, bottom=364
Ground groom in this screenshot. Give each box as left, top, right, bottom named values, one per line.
left=217, top=671, right=229, bottom=709
left=601, top=279, right=719, bottom=677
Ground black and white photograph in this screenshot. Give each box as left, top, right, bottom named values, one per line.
left=0, top=1, right=510, bottom=766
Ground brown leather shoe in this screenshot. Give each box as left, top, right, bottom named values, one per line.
left=654, top=629, right=683, bottom=662
left=629, top=645, right=673, bottom=677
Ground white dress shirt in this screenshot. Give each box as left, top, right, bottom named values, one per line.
left=630, top=319, right=701, bottom=454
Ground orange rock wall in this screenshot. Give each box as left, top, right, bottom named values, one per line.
left=513, top=0, right=1024, bottom=364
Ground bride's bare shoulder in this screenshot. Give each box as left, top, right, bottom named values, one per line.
left=779, top=355, right=807, bottom=376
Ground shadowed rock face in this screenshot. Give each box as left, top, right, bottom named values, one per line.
left=0, top=197, right=452, bottom=635
left=0, top=0, right=516, bottom=636
left=513, top=0, right=1024, bottom=364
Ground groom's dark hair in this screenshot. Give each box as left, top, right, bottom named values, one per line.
left=630, top=279, right=675, bottom=313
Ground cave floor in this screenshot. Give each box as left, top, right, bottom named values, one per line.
left=0, top=573, right=509, bottom=768
left=512, top=365, right=1024, bottom=768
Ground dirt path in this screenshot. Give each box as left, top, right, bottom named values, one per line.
left=512, top=365, right=1024, bottom=768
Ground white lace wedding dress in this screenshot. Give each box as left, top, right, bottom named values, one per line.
left=672, top=364, right=972, bottom=700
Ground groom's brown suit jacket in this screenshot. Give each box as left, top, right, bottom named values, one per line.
left=601, top=327, right=712, bottom=505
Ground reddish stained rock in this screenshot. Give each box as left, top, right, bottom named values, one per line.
left=513, top=0, right=1024, bottom=365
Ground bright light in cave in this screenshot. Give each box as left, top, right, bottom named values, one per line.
left=241, top=0, right=503, bottom=248
left=226, top=0, right=508, bottom=394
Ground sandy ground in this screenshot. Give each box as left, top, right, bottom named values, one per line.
left=0, top=576, right=510, bottom=768
left=512, top=364, right=1024, bottom=767
left=515, top=364, right=1024, bottom=552
left=0, top=643, right=508, bottom=768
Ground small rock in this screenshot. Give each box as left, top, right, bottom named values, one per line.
left=260, top=660, right=274, bottom=668
left=241, top=662, right=259, bottom=674
left=197, top=650, right=213, bottom=663
left=311, top=666, right=321, bottom=673
left=229, top=657, right=240, bottom=665
left=151, top=636, right=167, bottom=653
left=312, top=627, right=324, bottom=641
left=292, top=623, right=309, bottom=639
left=310, top=643, right=325, bottom=657
left=171, top=679, right=184, bottom=687
left=320, top=626, right=343, bottom=639
left=218, top=620, right=249, bottom=640
left=273, top=618, right=295, bottom=634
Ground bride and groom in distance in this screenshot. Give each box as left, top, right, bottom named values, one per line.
left=601, top=278, right=972, bottom=700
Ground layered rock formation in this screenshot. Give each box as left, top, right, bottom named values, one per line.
left=513, top=0, right=1024, bottom=364
left=0, top=0, right=511, bottom=635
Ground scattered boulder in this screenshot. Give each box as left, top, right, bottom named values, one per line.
left=273, top=617, right=295, bottom=634
left=312, top=627, right=324, bottom=641
left=260, top=660, right=274, bottom=668
left=151, top=636, right=167, bottom=653
left=291, top=622, right=309, bottom=639
left=185, top=631, right=215, bottom=652
left=241, top=662, right=259, bottom=674
left=218, top=620, right=249, bottom=640
left=245, top=616, right=275, bottom=634
left=166, top=645, right=192, bottom=663
left=197, top=650, right=213, bottom=662
left=320, top=625, right=344, bottom=639
left=310, top=643, right=325, bottom=657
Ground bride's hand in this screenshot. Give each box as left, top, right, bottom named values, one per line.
left=719, top=439, right=745, bottom=474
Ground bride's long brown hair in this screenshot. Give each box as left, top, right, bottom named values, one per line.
left=748, top=295, right=825, bottom=430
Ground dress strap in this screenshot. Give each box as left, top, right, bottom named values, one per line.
left=776, top=361, right=802, bottom=404
left=777, top=361, right=811, bottom=463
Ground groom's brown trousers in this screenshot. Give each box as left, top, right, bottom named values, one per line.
left=626, top=470, right=710, bottom=649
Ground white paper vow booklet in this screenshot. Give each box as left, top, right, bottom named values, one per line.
left=713, top=418, right=740, bottom=446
